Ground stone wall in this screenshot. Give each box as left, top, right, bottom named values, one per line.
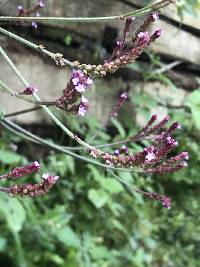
left=0, top=0, right=199, bottom=124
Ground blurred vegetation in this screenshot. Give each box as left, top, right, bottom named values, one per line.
left=0, top=1, right=200, bottom=267
left=0, top=73, right=200, bottom=266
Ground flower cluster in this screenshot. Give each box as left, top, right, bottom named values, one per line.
left=74, top=12, right=161, bottom=77
left=9, top=174, right=59, bottom=197
left=21, top=86, right=38, bottom=95
left=17, top=0, right=45, bottom=29
left=8, top=161, right=41, bottom=179
left=108, top=92, right=128, bottom=118
left=146, top=192, right=171, bottom=209
left=0, top=162, right=59, bottom=197
left=90, top=115, right=189, bottom=174
left=55, top=70, right=93, bottom=116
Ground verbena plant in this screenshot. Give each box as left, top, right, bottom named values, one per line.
left=0, top=0, right=189, bottom=208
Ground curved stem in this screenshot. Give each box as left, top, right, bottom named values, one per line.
left=0, top=27, right=74, bottom=69
left=5, top=106, right=42, bottom=118
left=0, top=46, right=101, bottom=154
left=0, top=0, right=173, bottom=24
left=0, top=80, right=39, bottom=104
left=2, top=118, right=143, bottom=173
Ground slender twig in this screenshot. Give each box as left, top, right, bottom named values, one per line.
left=0, top=27, right=74, bottom=69
left=0, top=186, right=10, bottom=192
left=0, top=0, right=174, bottom=24
left=0, top=46, right=102, bottom=154
left=4, top=106, right=42, bottom=118
left=0, top=80, right=39, bottom=104
left=152, top=61, right=181, bottom=75
left=1, top=118, right=144, bottom=173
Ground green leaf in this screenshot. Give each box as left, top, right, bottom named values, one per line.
left=0, top=194, right=26, bottom=232
left=100, top=178, right=124, bottom=194
left=185, top=89, right=200, bottom=129
left=111, top=118, right=126, bottom=138
left=56, top=227, right=80, bottom=248
left=90, top=246, right=111, bottom=260
left=0, top=150, right=23, bottom=164
left=0, top=237, right=6, bottom=252
left=88, top=189, right=108, bottom=209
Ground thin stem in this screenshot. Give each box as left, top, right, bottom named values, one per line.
left=0, top=80, right=38, bottom=104
left=0, top=174, right=9, bottom=179
left=0, top=186, right=10, bottom=192
left=0, top=0, right=173, bottom=24
left=0, top=27, right=74, bottom=69
left=4, top=106, right=42, bottom=118
left=0, top=47, right=102, bottom=154
left=2, top=118, right=144, bottom=173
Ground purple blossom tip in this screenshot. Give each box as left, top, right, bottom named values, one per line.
left=78, top=105, right=87, bottom=116
left=72, top=70, right=93, bottom=93
left=154, top=29, right=162, bottom=38
left=161, top=196, right=171, bottom=209
left=38, top=0, right=45, bottom=8
left=18, top=5, right=23, bottom=10
left=151, top=114, right=157, bottom=121
left=32, top=21, right=38, bottom=29
left=114, top=149, right=120, bottom=156
left=151, top=12, right=159, bottom=21
left=181, top=152, right=189, bottom=160
left=138, top=31, right=150, bottom=43
left=120, top=92, right=128, bottom=99
left=42, top=173, right=59, bottom=181
left=22, top=86, right=38, bottom=95
left=181, top=161, right=188, bottom=167
left=164, top=115, right=170, bottom=122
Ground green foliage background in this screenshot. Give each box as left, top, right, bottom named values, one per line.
left=0, top=2, right=200, bottom=267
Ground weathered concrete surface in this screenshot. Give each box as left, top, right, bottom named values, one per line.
left=1, top=0, right=199, bottom=64
left=0, top=0, right=199, bottom=124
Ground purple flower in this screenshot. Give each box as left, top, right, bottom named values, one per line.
left=22, top=86, right=38, bottom=95
left=32, top=21, right=38, bottom=29
left=17, top=5, right=24, bottom=13
left=86, top=77, right=93, bottom=85
left=81, top=96, right=88, bottom=103
left=114, top=149, right=120, bottom=156
left=71, top=70, right=93, bottom=93
left=138, top=31, right=150, bottom=45
left=145, top=151, right=156, bottom=162
left=36, top=12, right=40, bottom=17
left=38, top=0, right=45, bottom=8
left=120, top=92, right=128, bottom=99
left=161, top=196, right=171, bottom=209
left=78, top=105, right=87, bottom=116
left=151, top=12, right=159, bottom=21
left=10, top=161, right=41, bottom=179
left=154, top=29, right=162, bottom=38
left=75, top=84, right=86, bottom=93
left=121, top=145, right=129, bottom=154
left=42, top=173, right=59, bottom=181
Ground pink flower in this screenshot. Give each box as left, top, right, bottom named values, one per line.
left=75, top=84, right=86, bottom=93
left=32, top=22, right=38, bottom=29
left=38, top=0, right=45, bottom=8
left=81, top=96, right=88, bottom=103
left=42, top=173, right=59, bottom=181
left=10, top=161, right=41, bottom=179
left=78, top=105, right=87, bottom=116
left=145, top=152, right=156, bottom=162
left=138, top=31, right=150, bottom=45
left=86, top=77, right=93, bottom=85
left=152, top=12, right=159, bottom=21
left=22, top=86, right=38, bottom=95
left=120, top=92, right=128, bottom=99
